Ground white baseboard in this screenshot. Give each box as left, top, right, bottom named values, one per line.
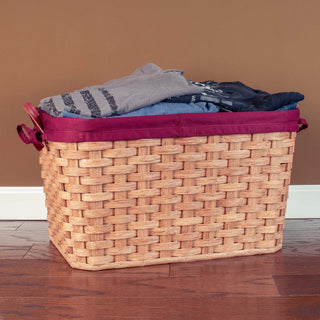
left=0, top=186, right=319, bottom=220
left=286, top=185, right=320, bottom=218
left=0, top=187, right=47, bottom=220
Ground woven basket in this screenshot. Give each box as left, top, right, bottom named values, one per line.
left=39, top=131, right=296, bottom=270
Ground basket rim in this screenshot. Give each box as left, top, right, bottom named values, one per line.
left=39, top=108, right=302, bottom=143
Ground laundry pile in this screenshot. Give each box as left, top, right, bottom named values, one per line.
left=39, top=63, right=304, bottom=119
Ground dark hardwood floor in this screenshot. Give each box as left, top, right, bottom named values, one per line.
left=0, top=219, right=319, bottom=319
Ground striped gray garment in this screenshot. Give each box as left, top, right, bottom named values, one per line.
left=38, top=63, right=204, bottom=118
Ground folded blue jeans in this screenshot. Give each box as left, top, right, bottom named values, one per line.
left=61, top=102, right=220, bottom=118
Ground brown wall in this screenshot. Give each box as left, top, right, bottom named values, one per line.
left=1, top=0, right=319, bottom=186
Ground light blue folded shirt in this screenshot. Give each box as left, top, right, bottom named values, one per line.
left=60, top=101, right=297, bottom=119
left=61, top=102, right=220, bottom=118
left=275, top=102, right=297, bottom=111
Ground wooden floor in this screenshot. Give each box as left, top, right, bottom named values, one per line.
left=0, top=219, right=319, bottom=320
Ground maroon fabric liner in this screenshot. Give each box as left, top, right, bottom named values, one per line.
left=39, top=108, right=301, bottom=142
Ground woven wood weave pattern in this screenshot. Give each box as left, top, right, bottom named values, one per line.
left=39, top=132, right=296, bottom=270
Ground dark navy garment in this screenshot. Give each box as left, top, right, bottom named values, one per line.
left=165, top=80, right=304, bottom=112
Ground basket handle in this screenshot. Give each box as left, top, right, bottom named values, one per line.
left=17, top=124, right=44, bottom=151
left=17, top=103, right=44, bottom=151
left=298, top=118, right=308, bottom=132
left=23, top=102, right=44, bottom=133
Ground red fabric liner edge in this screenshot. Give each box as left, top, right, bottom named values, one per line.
left=39, top=108, right=301, bottom=142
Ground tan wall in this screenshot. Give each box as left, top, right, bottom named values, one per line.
left=1, top=0, right=319, bottom=186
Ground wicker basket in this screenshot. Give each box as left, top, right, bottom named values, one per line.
left=39, top=131, right=296, bottom=270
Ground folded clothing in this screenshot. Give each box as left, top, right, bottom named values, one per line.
left=60, top=101, right=297, bottom=119
left=61, top=102, right=220, bottom=118
left=165, top=80, right=304, bottom=112
left=39, top=63, right=304, bottom=119
left=39, top=63, right=203, bottom=118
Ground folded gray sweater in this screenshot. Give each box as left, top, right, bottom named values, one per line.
left=39, top=63, right=204, bottom=118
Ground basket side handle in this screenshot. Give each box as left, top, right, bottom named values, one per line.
left=17, top=124, right=44, bottom=151
left=298, top=118, right=308, bottom=132
left=17, top=102, right=44, bottom=151
left=23, top=102, right=44, bottom=133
